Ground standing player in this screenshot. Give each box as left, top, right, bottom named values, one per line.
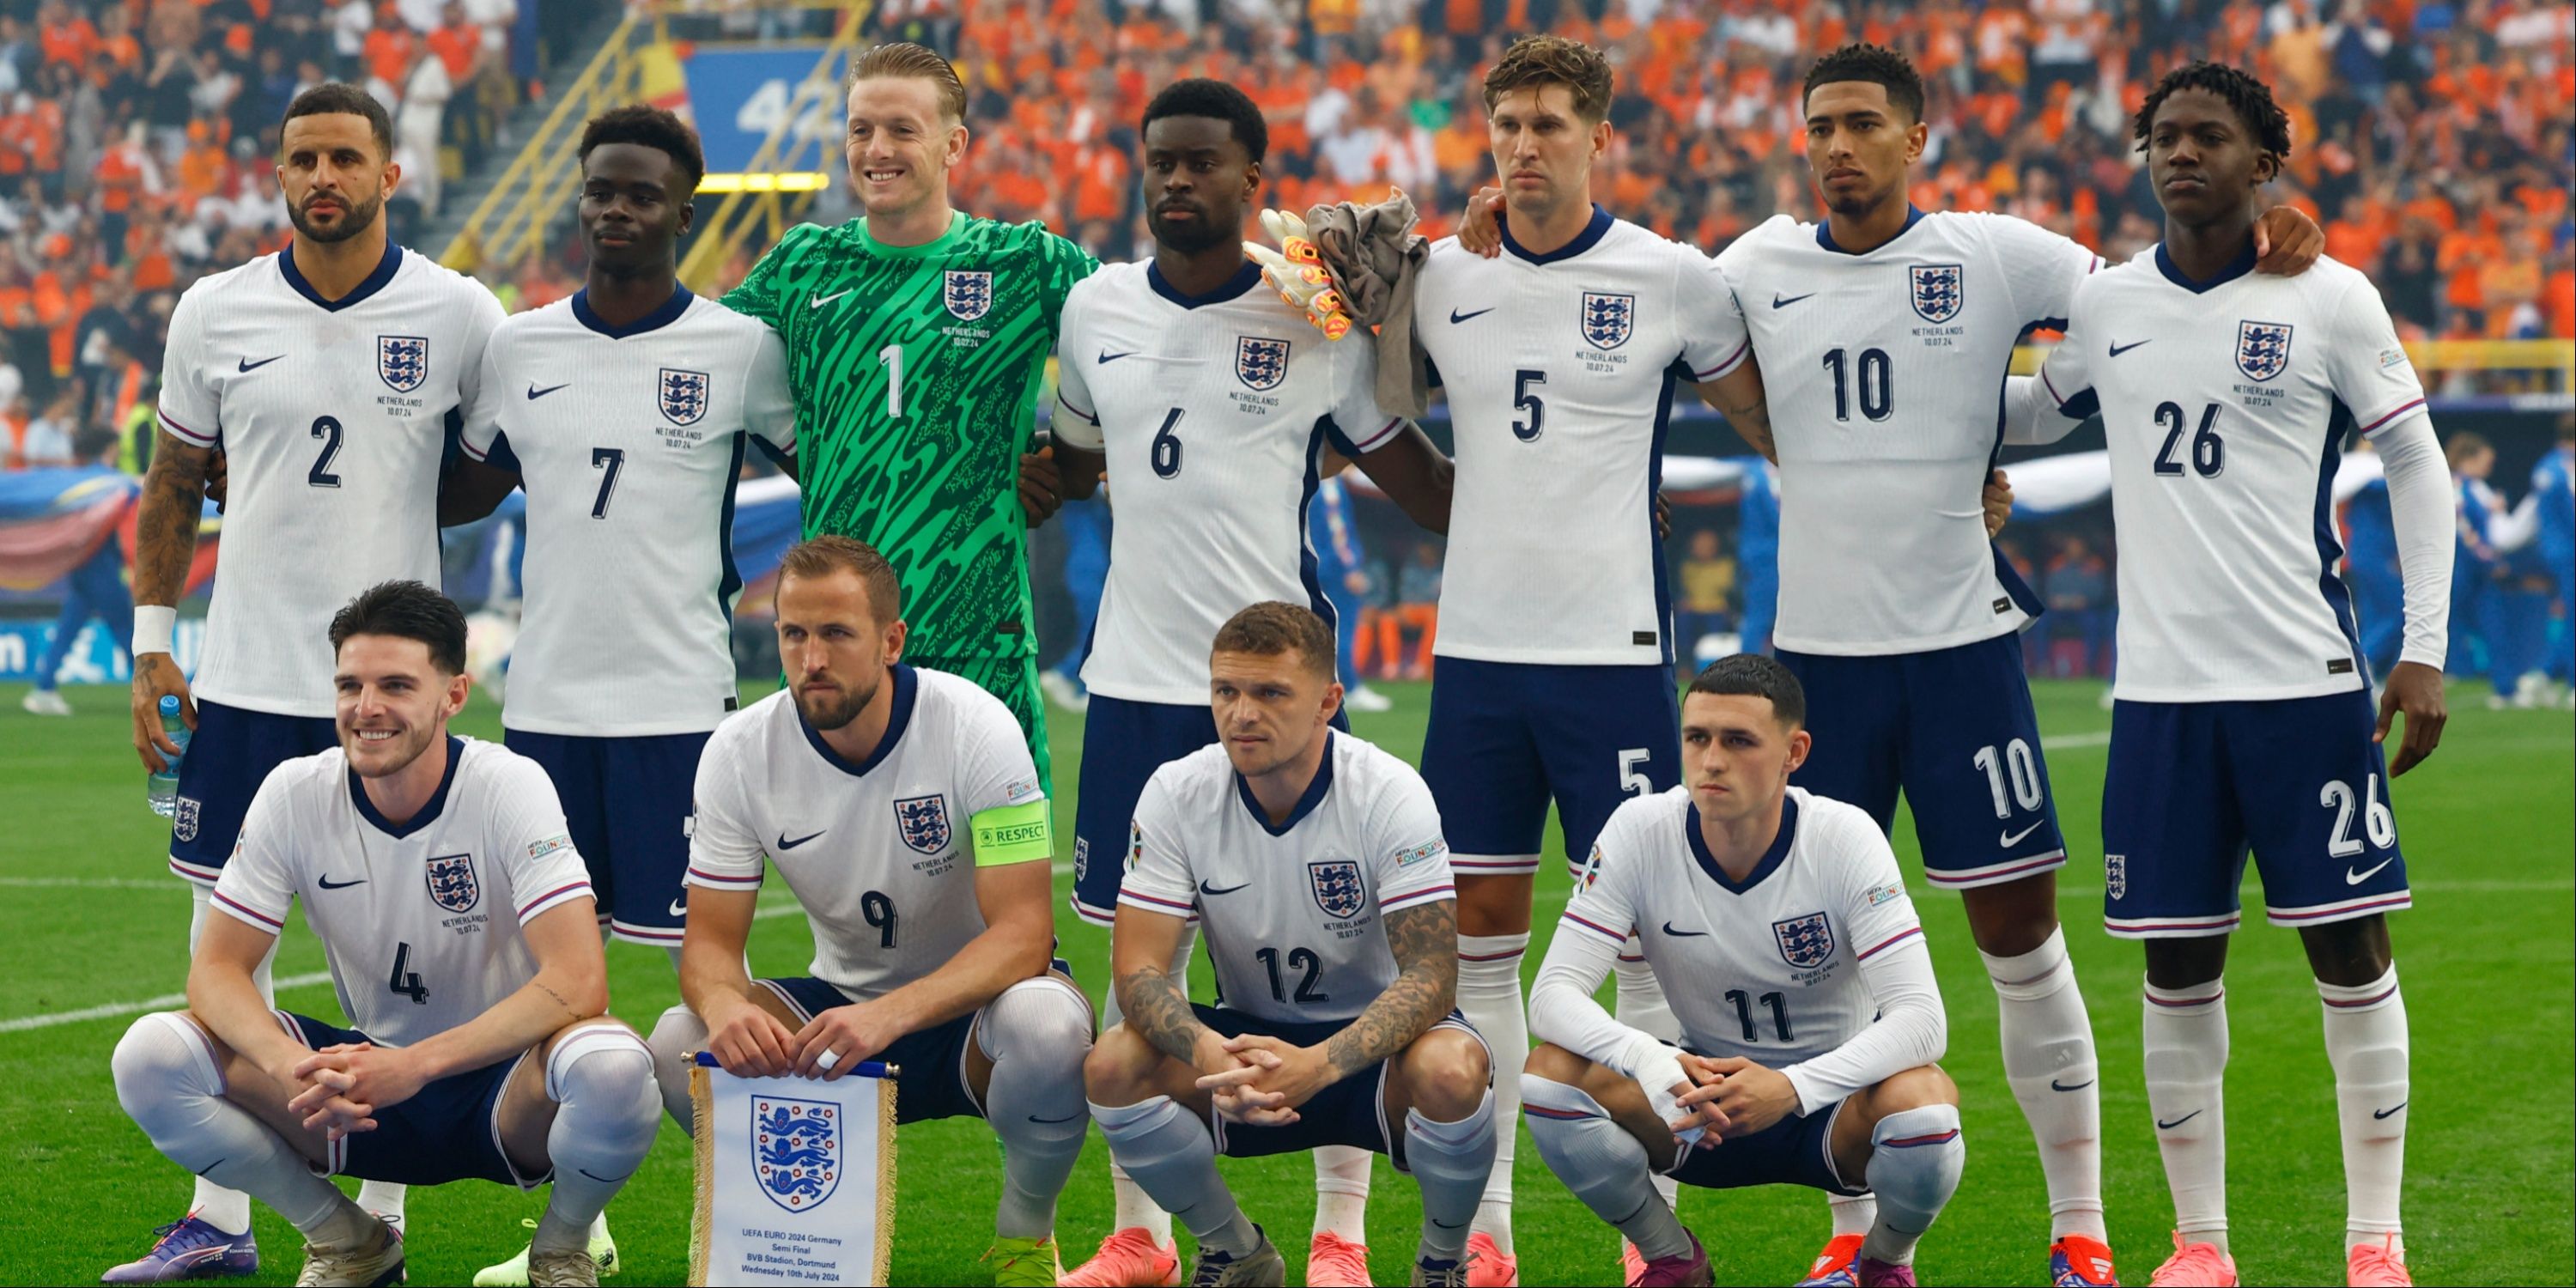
left=1048, top=78, right=1454, bottom=1288
left=644, top=538, right=1094, bottom=1287
left=116, top=82, right=505, bottom=1280
left=109, top=581, right=661, bottom=1288
left=442, top=105, right=795, bottom=1285
left=1401, top=36, right=1772, bottom=1284
left=2014, top=63, right=2452, bottom=1288
left=1691, top=46, right=2321, bottom=1285
left=1523, top=657, right=1962, bottom=1288
left=2536, top=420, right=2575, bottom=690
left=720, top=42, right=1096, bottom=788
left=1084, top=602, right=1495, bottom=1288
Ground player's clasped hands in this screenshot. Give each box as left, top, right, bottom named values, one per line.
left=286, top=1041, right=427, bottom=1140
left=1194, top=1032, right=1334, bottom=1127
left=1672, top=1054, right=1801, bottom=1139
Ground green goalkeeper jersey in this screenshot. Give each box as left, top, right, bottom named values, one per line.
left=723, top=210, right=1098, bottom=661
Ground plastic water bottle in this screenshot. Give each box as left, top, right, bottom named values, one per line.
left=147, top=695, right=189, bottom=817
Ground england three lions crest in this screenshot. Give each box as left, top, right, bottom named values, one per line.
left=425, top=853, right=481, bottom=914
left=894, top=793, right=951, bottom=855
left=1771, top=911, right=1835, bottom=969
left=1580, top=292, right=1634, bottom=350
left=944, top=270, right=994, bottom=321
left=752, top=1096, right=841, bottom=1212
left=377, top=335, right=428, bottom=393
left=173, top=797, right=201, bottom=844
left=659, top=368, right=709, bottom=425
left=1909, top=264, right=1964, bottom=324
left=1309, top=859, right=1365, bottom=920
left=1236, top=336, right=1291, bottom=391
left=2236, top=320, right=2293, bottom=381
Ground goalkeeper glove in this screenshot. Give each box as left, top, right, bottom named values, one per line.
left=1243, top=209, right=1354, bottom=341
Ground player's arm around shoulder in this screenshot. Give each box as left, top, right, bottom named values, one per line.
left=1046, top=273, right=1106, bottom=498
left=1680, top=247, right=1774, bottom=462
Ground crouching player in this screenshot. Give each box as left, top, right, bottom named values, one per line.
left=644, top=538, right=1092, bottom=1285
left=109, top=580, right=659, bottom=1288
left=1522, top=657, right=1964, bottom=1288
left=1082, top=603, right=1492, bottom=1287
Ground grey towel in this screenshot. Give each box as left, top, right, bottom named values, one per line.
left=1303, top=191, right=1431, bottom=419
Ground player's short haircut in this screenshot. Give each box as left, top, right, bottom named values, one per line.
left=1211, top=601, right=1336, bottom=681
left=1802, top=43, right=1926, bottom=125
left=2134, top=61, right=2293, bottom=160
left=2444, top=430, right=2492, bottom=468
left=282, top=82, right=395, bottom=162
left=1687, top=654, right=1807, bottom=729
left=777, top=536, right=902, bottom=625
left=1482, top=34, right=1615, bottom=125
left=579, top=104, right=705, bottom=192
left=847, top=41, right=969, bottom=125
left=1140, top=78, right=1268, bottom=166
left=330, top=580, right=467, bottom=676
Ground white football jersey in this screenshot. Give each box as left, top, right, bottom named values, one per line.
left=155, top=245, right=505, bottom=717
left=685, top=667, right=1048, bottom=1000
left=463, top=289, right=796, bottom=736
left=1716, top=210, right=2101, bottom=654
left=211, top=737, right=593, bottom=1046
left=1412, top=210, right=1752, bottom=665
left=1559, top=786, right=1924, bottom=1066
left=2036, top=250, right=2430, bottom=702
left=1055, top=262, right=1401, bottom=704
left=1119, top=732, right=1455, bottom=1024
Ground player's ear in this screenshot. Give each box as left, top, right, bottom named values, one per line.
left=676, top=191, right=696, bottom=238
left=1905, top=119, right=1929, bottom=165
left=2252, top=149, right=2280, bottom=185
left=1783, top=727, right=1812, bottom=777
left=883, top=617, right=908, bottom=665
left=444, top=669, right=471, bottom=719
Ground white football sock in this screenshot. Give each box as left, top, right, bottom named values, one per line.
left=1097, top=924, right=1195, bottom=1249
left=643, top=1003, right=707, bottom=1132
left=1858, top=1105, right=1965, bottom=1267
left=1313, top=1146, right=1372, bottom=1244
left=1092, top=1097, right=1255, bottom=1256
left=114, top=1012, right=368, bottom=1247
left=355, top=1179, right=406, bottom=1229
left=1830, top=1193, right=1878, bottom=1237
left=183, top=884, right=275, bottom=1237
left=1406, top=1091, right=1498, bottom=1262
left=2142, top=976, right=2229, bottom=1253
left=1613, top=941, right=1683, bottom=1218
left=1519, top=1074, right=1691, bottom=1262
left=1983, top=927, right=2106, bottom=1242
left=978, top=977, right=1093, bottom=1239
left=1456, top=931, right=1528, bottom=1255
left=535, top=1027, right=659, bottom=1256
left=2318, top=965, right=2407, bottom=1254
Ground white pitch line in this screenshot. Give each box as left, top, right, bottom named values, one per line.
left=0, top=877, right=188, bottom=890
left=2040, top=730, right=2113, bottom=750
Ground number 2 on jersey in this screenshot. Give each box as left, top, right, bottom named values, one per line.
left=308, top=416, right=343, bottom=488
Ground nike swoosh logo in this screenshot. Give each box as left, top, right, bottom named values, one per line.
left=1449, top=307, right=1493, bottom=325
left=668, top=898, right=688, bottom=917
left=1199, top=880, right=1249, bottom=896
left=2110, top=339, right=2153, bottom=356
left=2373, top=1101, right=2406, bottom=1120
left=2050, top=1078, right=2094, bottom=1092
left=776, top=830, right=825, bottom=850
left=1771, top=292, right=1815, bottom=309
left=1661, top=920, right=1708, bottom=937
left=526, top=382, right=569, bottom=399
left=2345, top=857, right=2396, bottom=885
left=1028, top=1111, right=1087, bottom=1124
left=2156, top=1110, right=2202, bottom=1130
left=318, top=875, right=366, bottom=889
left=810, top=289, right=853, bottom=309
left=1097, top=351, right=1135, bottom=364
left=2000, top=821, right=2045, bottom=848
left=236, top=355, right=283, bottom=373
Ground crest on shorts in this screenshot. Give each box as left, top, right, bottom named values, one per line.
left=1580, top=291, right=1635, bottom=350
left=424, top=853, right=481, bottom=914
left=752, top=1095, right=841, bottom=1212
left=944, top=270, right=993, bottom=321
left=1309, top=859, right=1365, bottom=920
left=659, top=368, right=709, bottom=425
left=173, top=796, right=201, bottom=843
left=2235, top=320, right=2293, bottom=381
left=1236, top=336, right=1291, bottom=391
left=377, top=336, right=428, bottom=393
left=2105, top=854, right=2128, bottom=902
left=1771, top=911, right=1835, bottom=969
left=893, top=793, right=951, bottom=855
left=1072, top=836, right=1091, bottom=884
left=1909, top=264, right=1964, bottom=324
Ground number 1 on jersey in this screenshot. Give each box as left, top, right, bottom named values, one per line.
left=879, top=343, right=904, bottom=419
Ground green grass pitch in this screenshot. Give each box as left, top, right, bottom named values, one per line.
left=0, top=678, right=2567, bottom=1286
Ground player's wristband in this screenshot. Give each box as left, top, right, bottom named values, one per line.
left=970, top=799, right=1054, bottom=866
left=133, top=605, right=177, bottom=658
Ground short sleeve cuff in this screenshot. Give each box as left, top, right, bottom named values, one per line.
left=515, top=879, right=595, bottom=924
left=2356, top=397, right=2429, bottom=437
left=210, top=889, right=287, bottom=932
left=1691, top=337, right=1752, bottom=382
left=1854, top=925, right=1926, bottom=962
left=685, top=858, right=764, bottom=889
left=1558, top=909, right=1631, bottom=946
left=1377, top=880, right=1455, bottom=914
left=1115, top=886, right=1200, bottom=920
left=158, top=409, right=217, bottom=447
left=1344, top=416, right=1404, bottom=455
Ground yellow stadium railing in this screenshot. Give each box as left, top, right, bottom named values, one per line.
left=677, top=5, right=871, bottom=295
left=2011, top=337, right=2575, bottom=388
left=438, top=9, right=648, bottom=276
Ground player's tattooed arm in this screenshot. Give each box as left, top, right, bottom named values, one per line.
left=1322, top=899, right=1458, bottom=1078
left=1695, top=361, right=1777, bottom=465
left=1116, top=963, right=1216, bottom=1067
left=133, top=429, right=213, bottom=610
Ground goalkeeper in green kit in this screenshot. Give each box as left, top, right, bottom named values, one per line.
left=722, top=42, right=1097, bottom=788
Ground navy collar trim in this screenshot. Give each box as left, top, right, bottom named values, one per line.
left=1500, top=204, right=1615, bottom=265
left=798, top=665, right=919, bottom=777
left=1686, top=794, right=1800, bottom=895
left=571, top=284, right=695, bottom=338
left=280, top=241, right=403, bottom=312
left=2153, top=241, right=2259, bottom=294
left=1147, top=258, right=1266, bottom=309
left=1236, top=731, right=1337, bottom=836
left=349, top=735, right=465, bottom=839
left=1816, top=205, right=1928, bottom=255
